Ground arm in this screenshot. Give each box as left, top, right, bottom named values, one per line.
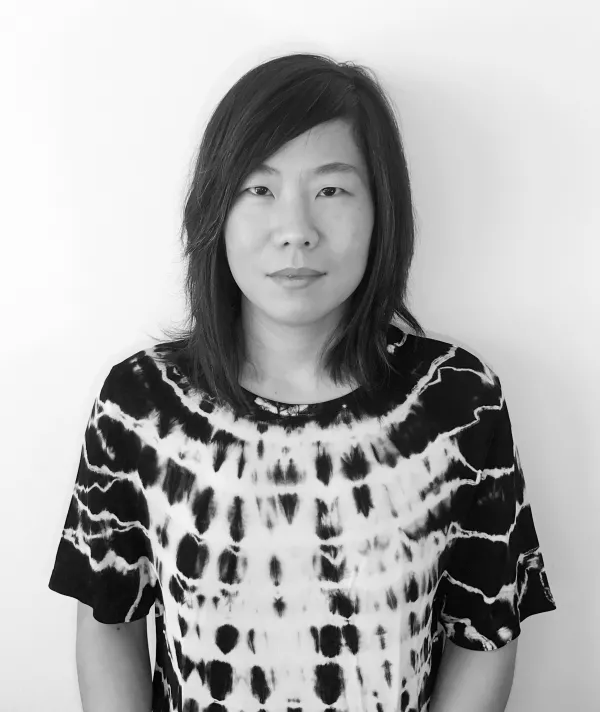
left=76, top=601, right=153, bottom=712
left=428, top=638, right=518, bottom=712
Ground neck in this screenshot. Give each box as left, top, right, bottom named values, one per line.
left=237, top=308, right=348, bottom=388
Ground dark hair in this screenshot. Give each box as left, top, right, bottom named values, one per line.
left=149, top=52, right=426, bottom=415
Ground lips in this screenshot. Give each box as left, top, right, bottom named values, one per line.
left=270, top=272, right=324, bottom=288
left=269, top=268, right=324, bottom=277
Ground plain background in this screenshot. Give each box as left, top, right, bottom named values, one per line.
left=1, top=0, right=597, bottom=709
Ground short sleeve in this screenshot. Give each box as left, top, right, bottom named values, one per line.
left=48, top=365, right=157, bottom=624
left=437, top=375, right=557, bottom=651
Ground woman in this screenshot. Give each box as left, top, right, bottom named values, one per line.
left=48, top=53, right=557, bottom=712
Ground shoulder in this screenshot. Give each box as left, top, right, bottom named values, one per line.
left=387, top=321, right=501, bottom=392
left=96, top=340, right=182, bottom=416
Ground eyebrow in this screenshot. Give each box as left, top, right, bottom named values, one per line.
left=252, top=161, right=361, bottom=178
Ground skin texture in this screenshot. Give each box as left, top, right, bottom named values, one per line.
left=428, top=638, right=519, bottom=712
left=224, top=118, right=375, bottom=399
left=76, top=601, right=152, bottom=712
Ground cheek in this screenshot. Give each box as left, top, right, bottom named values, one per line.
left=224, top=224, right=257, bottom=273
left=330, top=230, right=372, bottom=268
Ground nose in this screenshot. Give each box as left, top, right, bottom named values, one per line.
left=273, top=197, right=318, bottom=247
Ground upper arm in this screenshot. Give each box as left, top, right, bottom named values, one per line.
left=429, top=638, right=519, bottom=712
left=76, top=601, right=149, bottom=640
left=48, top=365, right=157, bottom=625
left=446, top=636, right=519, bottom=665
left=74, top=603, right=152, bottom=711
left=437, top=366, right=557, bottom=651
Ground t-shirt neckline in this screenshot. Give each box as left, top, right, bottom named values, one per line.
left=239, top=383, right=365, bottom=417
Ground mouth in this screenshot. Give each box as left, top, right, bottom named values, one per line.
left=269, top=273, right=324, bottom=287
left=271, top=273, right=322, bottom=279
left=269, top=271, right=325, bottom=278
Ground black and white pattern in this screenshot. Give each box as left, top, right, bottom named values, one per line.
left=48, top=322, right=556, bottom=712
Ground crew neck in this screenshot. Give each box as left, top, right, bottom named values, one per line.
left=239, top=383, right=366, bottom=418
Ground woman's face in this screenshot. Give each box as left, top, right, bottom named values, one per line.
left=224, top=118, right=375, bottom=330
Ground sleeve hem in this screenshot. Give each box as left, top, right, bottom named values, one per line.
left=48, top=580, right=152, bottom=624
left=443, top=632, right=520, bottom=652
left=443, top=600, right=557, bottom=652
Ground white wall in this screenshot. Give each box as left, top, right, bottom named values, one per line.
left=2, top=0, right=597, bottom=709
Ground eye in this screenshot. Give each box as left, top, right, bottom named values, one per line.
left=245, top=186, right=344, bottom=198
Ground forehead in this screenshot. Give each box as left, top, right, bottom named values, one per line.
left=252, top=120, right=366, bottom=179
left=280, top=119, right=358, bottom=154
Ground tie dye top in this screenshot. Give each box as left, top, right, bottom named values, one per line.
left=48, top=322, right=557, bottom=712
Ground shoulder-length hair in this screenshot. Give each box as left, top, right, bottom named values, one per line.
left=151, top=52, right=426, bottom=415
